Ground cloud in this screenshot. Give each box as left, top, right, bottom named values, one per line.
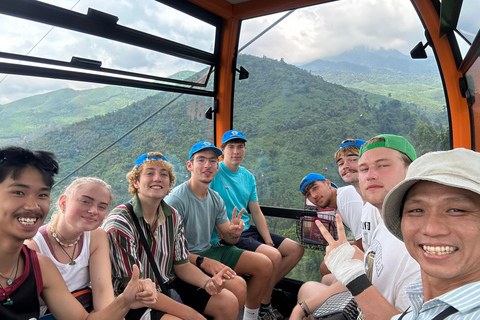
left=239, top=0, right=423, bottom=64
left=0, top=0, right=477, bottom=103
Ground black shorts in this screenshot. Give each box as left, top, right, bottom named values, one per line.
left=126, top=307, right=166, bottom=320
left=235, top=225, right=286, bottom=251
left=169, top=277, right=211, bottom=314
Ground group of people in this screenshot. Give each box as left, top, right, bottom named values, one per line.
left=2, top=129, right=480, bottom=320
left=0, top=147, right=157, bottom=320
left=0, top=129, right=304, bottom=320
left=293, top=134, right=480, bottom=319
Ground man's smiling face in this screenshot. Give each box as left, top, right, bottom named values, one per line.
left=401, top=181, right=480, bottom=287
left=0, top=166, right=50, bottom=241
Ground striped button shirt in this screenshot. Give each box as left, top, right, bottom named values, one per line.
left=391, top=280, right=480, bottom=320
left=103, top=194, right=190, bottom=295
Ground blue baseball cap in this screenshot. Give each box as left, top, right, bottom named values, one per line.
left=222, top=130, right=247, bottom=144
left=188, top=141, right=223, bottom=160
left=299, top=173, right=338, bottom=192
left=134, top=153, right=169, bottom=167
left=338, top=139, right=366, bottom=150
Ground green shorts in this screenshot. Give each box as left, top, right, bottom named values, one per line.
left=200, top=244, right=244, bottom=269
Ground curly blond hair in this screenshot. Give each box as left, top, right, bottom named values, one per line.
left=126, top=152, right=176, bottom=196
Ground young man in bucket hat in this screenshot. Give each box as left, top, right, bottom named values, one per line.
left=291, top=134, right=421, bottom=320
left=210, top=130, right=304, bottom=320
left=165, top=141, right=273, bottom=320
left=383, top=148, right=480, bottom=319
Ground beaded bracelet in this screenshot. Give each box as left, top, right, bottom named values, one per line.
left=299, top=301, right=311, bottom=317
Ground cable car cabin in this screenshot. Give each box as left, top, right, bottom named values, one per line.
left=0, top=0, right=478, bottom=318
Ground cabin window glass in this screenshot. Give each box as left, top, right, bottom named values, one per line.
left=39, top=0, right=216, bottom=54
left=454, top=1, right=478, bottom=59
left=233, top=0, right=448, bottom=282
left=456, top=0, right=478, bottom=45
left=0, top=14, right=213, bottom=90
left=465, top=57, right=480, bottom=151
left=0, top=74, right=214, bottom=204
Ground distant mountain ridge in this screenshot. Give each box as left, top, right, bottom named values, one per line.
left=304, top=46, right=438, bottom=76
left=299, top=46, right=444, bottom=117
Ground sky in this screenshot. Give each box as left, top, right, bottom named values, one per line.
left=0, top=0, right=477, bottom=104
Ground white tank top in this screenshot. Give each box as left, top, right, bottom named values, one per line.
left=33, top=226, right=91, bottom=292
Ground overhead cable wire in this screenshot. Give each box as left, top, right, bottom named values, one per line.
left=239, top=10, right=295, bottom=53
left=0, top=0, right=82, bottom=85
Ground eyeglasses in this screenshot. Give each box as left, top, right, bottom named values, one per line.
left=193, top=157, right=219, bottom=165
left=0, top=150, right=58, bottom=174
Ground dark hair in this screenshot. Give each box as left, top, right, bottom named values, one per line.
left=220, top=139, right=246, bottom=159
left=220, top=138, right=246, bottom=150
left=301, top=180, right=326, bottom=197
left=0, top=146, right=59, bottom=188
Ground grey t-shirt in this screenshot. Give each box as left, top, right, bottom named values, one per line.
left=165, top=181, right=229, bottom=254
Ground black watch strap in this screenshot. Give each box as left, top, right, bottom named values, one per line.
left=196, top=256, right=204, bottom=268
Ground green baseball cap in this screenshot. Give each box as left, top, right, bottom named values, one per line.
left=359, top=134, right=416, bottom=161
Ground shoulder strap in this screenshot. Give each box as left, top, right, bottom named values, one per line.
left=125, top=202, right=169, bottom=294
left=432, top=306, right=458, bottom=320
left=397, top=306, right=458, bottom=320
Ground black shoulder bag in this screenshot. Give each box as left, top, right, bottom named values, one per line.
left=124, top=202, right=168, bottom=320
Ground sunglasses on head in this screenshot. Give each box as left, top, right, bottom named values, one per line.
left=0, top=151, right=58, bottom=174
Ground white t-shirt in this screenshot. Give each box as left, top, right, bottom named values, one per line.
left=335, top=186, right=363, bottom=241
left=361, top=202, right=381, bottom=251
left=364, top=220, right=421, bottom=311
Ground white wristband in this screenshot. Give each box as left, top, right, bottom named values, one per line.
left=325, top=242, right=365, bottom=286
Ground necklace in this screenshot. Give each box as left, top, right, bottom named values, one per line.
left=0, top=254, right=20, bottom=286
left=58, top=242, right=77, bottom=266
left=0, top=254, right=20, bottom=306
left=50, top=225, right=81, bottom=247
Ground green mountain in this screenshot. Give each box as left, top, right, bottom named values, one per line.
left=0, top=86, right=153, bottom=146
left=300, top=47, right=445, bottom=121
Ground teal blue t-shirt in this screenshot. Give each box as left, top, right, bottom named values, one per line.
left=209, top=161, right=258, bottom=245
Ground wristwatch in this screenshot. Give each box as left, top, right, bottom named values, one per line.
left=196, top=256, right=204, bottom=269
